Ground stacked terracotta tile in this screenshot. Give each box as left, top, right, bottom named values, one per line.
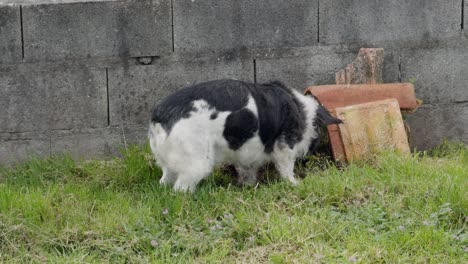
left=305, top=48, right=421, bottom=162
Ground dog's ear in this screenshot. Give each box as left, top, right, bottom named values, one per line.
left=315, top=104, right=343, bottom=126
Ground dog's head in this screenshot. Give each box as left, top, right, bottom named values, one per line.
left=307, top=95, right=342, bottom=155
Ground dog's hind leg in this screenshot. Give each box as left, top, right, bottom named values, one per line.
left=272, top=147, right=298, bottom=185
left=160, top=167, right=177, bottom=186
left=173, top=162, right=212, bottom=192
left=170, top=147, right=214, bottom=192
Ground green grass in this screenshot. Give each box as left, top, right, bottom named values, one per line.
left=0, top=142, right=467, bottom=263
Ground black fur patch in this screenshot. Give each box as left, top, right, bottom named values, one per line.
left=308, top=137, right=322, bottom=155
left=223, top=109, right=258, bottom=150
left=151, top=79, right=250, bottom=132
left=210, top=112, right=219, bottom=120
left=249, top=81, right=306, bottom=152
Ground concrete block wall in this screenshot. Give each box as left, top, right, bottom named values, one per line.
left=0, top=0, right=467, bottom=164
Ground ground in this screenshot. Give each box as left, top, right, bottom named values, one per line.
left=0, top=142, right=466, bottom=263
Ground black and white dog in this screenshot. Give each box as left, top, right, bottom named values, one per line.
left=148, top=79, right=341, bottom=192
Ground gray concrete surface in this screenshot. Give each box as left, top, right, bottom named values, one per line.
left=320, top=0, right=461, bottom=45
left=0, top=0, right=467, bottom=163
left=173, top=0, right=318, bottom=53
left=50, top=128, right=122, bottom=159
left=406, top=104, right=468, bottom=150
left=0, top=4, right=21, bottom=63
left=0, top=65, right=107, bottom=132
left=22, top=0, right=171, bottom=61
left=0, top=138, right=50, bottom=164
left=401, top=48, right=468, bottom=104
left=0, top=131, right=50, bottom=164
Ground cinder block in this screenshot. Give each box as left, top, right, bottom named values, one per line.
left=0, top=132, right=50, bottom=165
left=256, top=50, right=399, bottom=91
left=256, top=52, right=354, bottom=90
left=108, top=57, right=253, bottom=126
left=50, top=128, right=122, bottom=159
left=320, top=0, right=460, bottom=45
left=121, top=126, right=149, bottom=145
left=244, top=0, right=318, bottom=49
left=382, top=50, right=400, bottom=83
left=173, top=0, right=318, bottom=53
left=0, top=4, right=22, bottom=63
left=405, top=104, right=468, bottom=150
left=401, top=48, right=468, bottom=104
left=0, top=139, right=50, bottom=165
left=0, top=65, right=107, bottom=132
left=22, top=0, right=171, bottom=61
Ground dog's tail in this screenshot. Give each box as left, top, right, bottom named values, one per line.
left=148, top=122, right=167, bottom=153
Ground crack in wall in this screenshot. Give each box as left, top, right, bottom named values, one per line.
left=48, top=135, right=52, bottom=155
left=462, top=0, right=465, bottom=30
left=398, top=53, right=402, bottom=82
left=317, top=0, right=320, bottom=43
left=253, top=59, right=257, bottom=83
left=171, top=0, right=175, bottom=52
left=106, top=68, right=110, bottom=126
left=19, top=5, right=24, bottom=59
